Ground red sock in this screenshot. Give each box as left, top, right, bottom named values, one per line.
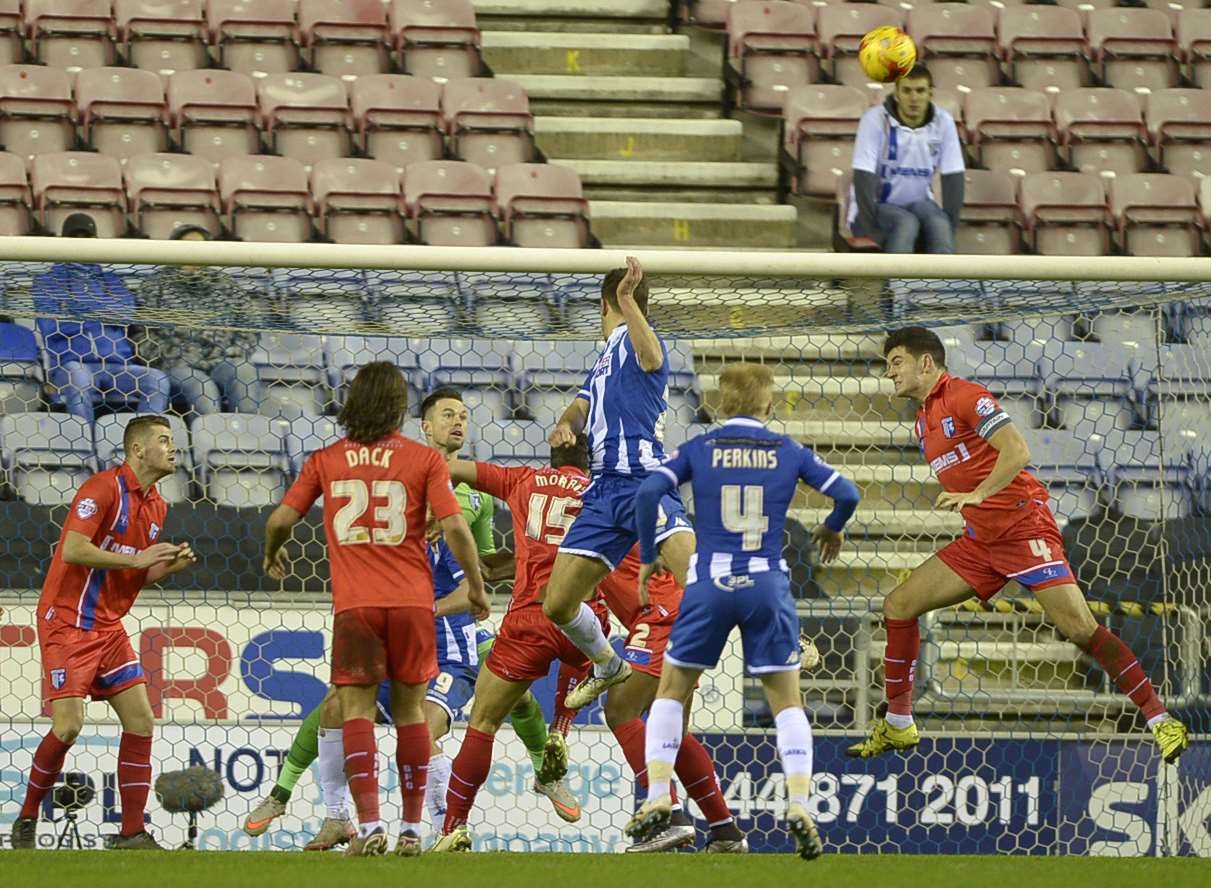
left=443, top=727, right=494, bottom=832
left=395, top=723, right=429, bottom=826
left=343, top=718, right=380, bottom=826
left=884, top=618, right=920, bottom=717
left=20, top=730, right=73, bottom=818
left=552, top=662, right=587, bottom=736
left=1086, top=626, right=1167, bottom=721
left=117, top=733, right=153, bottom=836
left=612, top=718, right=679, bottom=805
left=675, top=734, right=732, bottom=826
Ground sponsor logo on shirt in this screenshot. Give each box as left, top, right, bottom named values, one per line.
left=975, top=397, right=997, bottom=417
left=593, top=351, right=613, bottom=375
left=469, top=493, right=481, bottom=510
left=942, top=417, right=956, bottom=438
left=51, top=668, right=67, bottom=689
left=714, top=574, right=756, bottom=592
left=149, top=522, right=160, bottom=540
left=76, top=498, right=98, bottom=520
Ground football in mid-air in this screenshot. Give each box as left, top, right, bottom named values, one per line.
left=859, top=25, right=918, bottom=83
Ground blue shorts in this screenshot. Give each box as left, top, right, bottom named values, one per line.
left=373, top=659, right=481, bottom=725
left=665, top=572, right=800, bottom=674
left=425, top=661, right=479, bottom=723
left=559, top=473, right=693, bottom=570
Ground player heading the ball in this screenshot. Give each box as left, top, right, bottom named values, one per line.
left=627, top=362, right=860, bottom=861
left=847, top=327, right=1188, bottom=764
left=263, top=361, right=487, bottom=857
left=543, top=256, right=697, bottom=710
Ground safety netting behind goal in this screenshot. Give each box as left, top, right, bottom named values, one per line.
left=0, top=245, right=1207, bottom=855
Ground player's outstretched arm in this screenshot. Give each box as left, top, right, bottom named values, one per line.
left=616, top=256, right=663, bottom=373
left=447, top=457, right=478, bottom=488
left=936, top=424, right=1031, bottom=512
left=481, top=549, right=516, bottom=582
left=440, top=513, right=489, bottom=620
left=798, top=449, right=861, bottom=564
left=635, top=471, right=678, bottom=605
left=435, top=579, right=474, bottom=618
left=549, top=397, right=588, bottom=447
left=264, top=504, right=304, bottom=580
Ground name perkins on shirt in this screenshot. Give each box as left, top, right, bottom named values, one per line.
left=711, top=447, right=779, bottom=470
left=345, top=446, right=395, bottom=469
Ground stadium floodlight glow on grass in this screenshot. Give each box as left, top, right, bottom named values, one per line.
left=0, top=236, right=1206, bottom=857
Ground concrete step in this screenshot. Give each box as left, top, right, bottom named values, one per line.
left=482, top=32, right=688, bottom=76
left=513, top=74, right=723, bottom=118
left=535, top=117, right=742, bottom=162
left=693, top=334, right=887, bottom=361
left=791, top=508, right=963, bottom=538
left=562, top=159, right=777, bottom=203
left=589, top=200, right=797, bottom=248
left=769, top=419, right=915, bottom=448
left=474, top=0, right=669, bottom=32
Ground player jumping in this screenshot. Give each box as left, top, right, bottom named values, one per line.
left=846, top=327, right=1188, bottom=762
left=263, top=361, right=488, bottom=857
left=10, top=415, right=197, bottom=850
left=544, top=256, right=696, bottom=708
left=626, top=363, right=860, bottom=861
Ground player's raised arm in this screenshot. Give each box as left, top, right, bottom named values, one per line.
left=935, top=392, right=1031, bottom=513
left=549, top=396, right=588, bottom=447
left=797, top=446, right=861, bottom=564
left=447, top=457, right=478, bottom=488
left=635, top=444, right=694, bottom=602
left=614, top=256, right=663, bottom=373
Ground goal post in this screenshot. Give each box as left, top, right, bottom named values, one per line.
left=0, top=238, right=1207, bottom=855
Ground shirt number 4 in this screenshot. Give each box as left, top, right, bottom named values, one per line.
left=721, top=485, right=769, bottom=552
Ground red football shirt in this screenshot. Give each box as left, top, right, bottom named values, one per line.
left=599, top=549, right=681, bottom=631
left=39, top=464, right=169, bottom=632
left=473, top=463, right=588, bottom=610
left=282, top=433, right=460, bottom=613
left=916, top=372, right=1050, bottom=540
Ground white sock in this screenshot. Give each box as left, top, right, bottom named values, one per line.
left=318, top=727, right=350, bottom=819
left=885, top=712, right=914, bottom=730
left=426, top=754, right=452, bottom=827
left=557, top=603, right=619, bottom=674
left=775, top=707, right=814, bottom=808
left=402, top=821, right=422, bottom=837
left=644, top=698, right=684, bottom=803
left=358, top=820, right=381, bottom=837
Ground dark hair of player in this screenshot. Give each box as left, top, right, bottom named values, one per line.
left=122, top=414, right=171, bottom=452
left=339, top=361, right=409, bottom=444
left=899, top=64, right=933, bottom=87
left=419, top=387, right=464, bottom=421
left=551, top=434, right=589, bottom=472
left=883, top=326, right=947, bottom=368
left=601, top=267, right=650, bottom=317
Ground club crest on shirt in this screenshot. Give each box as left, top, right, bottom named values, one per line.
left=76, top=497, right=98, bottom=520
left=469, top=493, right=481, bottom=510
left=51, top=668, right=67, bottom=689
left=975, top=397, right=997, bottom=417
left=149, top=522, right=160, bottom=541
left=942, top=417, right=956, bottom=438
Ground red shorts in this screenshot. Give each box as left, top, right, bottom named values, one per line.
left=486, top=603, right=605, bottom=683
left=621, top=601, right=678, bottom=677
left=331, top=606, right=437, bottom=686
left=39, top=617, right=145, bottom=702
left=937, top=510, right=1076, bottom=601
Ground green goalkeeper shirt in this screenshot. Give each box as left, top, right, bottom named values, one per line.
left=455, top=482, right=496, bottom=558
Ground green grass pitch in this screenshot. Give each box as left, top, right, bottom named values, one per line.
left=5, top=851, right=1207, bottom=888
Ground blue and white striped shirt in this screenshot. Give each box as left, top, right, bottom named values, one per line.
left=431, top=539, right=477, bottom=667
left=576, top=323, right=670, bottom=478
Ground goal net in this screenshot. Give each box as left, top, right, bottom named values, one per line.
left=0, top=238, right=1207, bottom=856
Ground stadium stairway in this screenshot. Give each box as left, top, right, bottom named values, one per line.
left=475, top=0, right=797, bottom=248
